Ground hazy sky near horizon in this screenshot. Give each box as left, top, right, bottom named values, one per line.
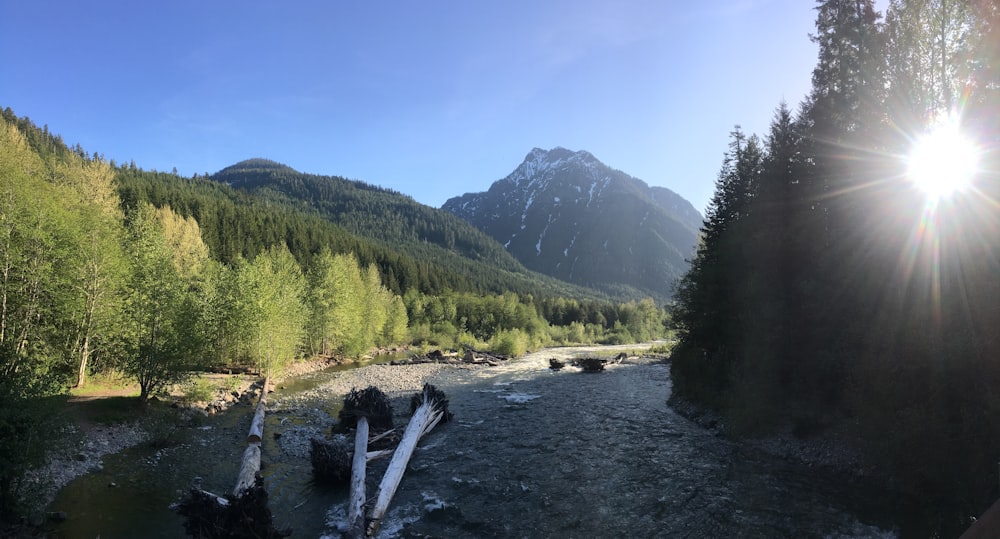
left=0, top=1, right=866, bottom=214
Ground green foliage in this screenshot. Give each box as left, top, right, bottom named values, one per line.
left=182, top=377, right=216, bottom=404
left=246, top=245, right=309, bottom=375
left=489, top=329, right=529, bottom=357
left=116, top=203, right=207, bottom=401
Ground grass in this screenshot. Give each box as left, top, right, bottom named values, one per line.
left=68, top=371, right=140, bottom=398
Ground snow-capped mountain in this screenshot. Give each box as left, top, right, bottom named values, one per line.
left=442, top=147, right=701, bottom=300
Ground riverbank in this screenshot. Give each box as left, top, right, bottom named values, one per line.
left=15, top=350, right=433, bottom=525
left=14, top=373, right=269, bottom=524
left=667, top=394, right=880, bottom=481
left=34, top=345, right=896, bottom=537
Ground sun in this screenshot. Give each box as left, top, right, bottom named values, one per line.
left=907, top=120, right=979, bottom=201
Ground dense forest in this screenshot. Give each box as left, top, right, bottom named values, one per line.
left=0, top=105, right=671, bottom=519
left=670, top=0, right=999, bottom=533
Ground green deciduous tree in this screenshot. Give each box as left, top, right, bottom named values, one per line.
left=247, top=245, right=308, bottom=376
left=117, top=204, right=205, bottom=402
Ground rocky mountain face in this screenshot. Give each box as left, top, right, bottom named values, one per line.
left=442, top=147, right=702, bottom=300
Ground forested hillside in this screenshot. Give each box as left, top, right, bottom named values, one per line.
left=211, top=158, right=520, bottom=269
left=204, top=157, right=613, bottom=301
left=670, top=1, right=999, bottom=533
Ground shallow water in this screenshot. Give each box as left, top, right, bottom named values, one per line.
left=48, top=347, right=897, bottom=538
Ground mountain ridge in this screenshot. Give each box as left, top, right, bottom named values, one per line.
left=443, top=147, right=701, bottom=300
left=204, top=156, right=611, bottom=300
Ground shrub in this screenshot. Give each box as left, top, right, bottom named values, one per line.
left=183, top=377, right=215, bottom=404
left=490, top=329, right=528, bottom=357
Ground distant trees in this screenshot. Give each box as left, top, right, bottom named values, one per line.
left=670, top=0, right=1000, bottom=531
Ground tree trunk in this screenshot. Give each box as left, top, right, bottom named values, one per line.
left=366, top=399, right=442, bottom=537
left=247, top=398, right=266, bottom=443
left=347, top=417, right=369, bottom=539
left=75, top=335, right=90, bottom=388
left=235, top=377, right=269, bottom=495
left=233, top=443, right=261, bottom=497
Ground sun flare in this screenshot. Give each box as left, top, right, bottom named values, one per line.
left=907, top=121, right=979, bottom=201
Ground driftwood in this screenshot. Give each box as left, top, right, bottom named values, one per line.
left=232, top=444, right=261, bottom=497
left=339, top=386, right=393, bottom=431
left=390, top=348, right=508, bottom=367
left=234, top=376, right=269, bottom=495
left=175, top=377, right=287, bottom=538
left=342, top=387, right=393, bottom=539
left=347, top=417, right=369, bottom=539
left=366, top=384, right=450, bottom=537
left=247, top=398, right=266, bottom=443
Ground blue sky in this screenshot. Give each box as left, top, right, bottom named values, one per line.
left=0, top=1, right=860, bottom=214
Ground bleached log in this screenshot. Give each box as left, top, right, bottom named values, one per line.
left=366, top=449, right=393, bottom=462
left=347, top=417, right=369, bottom=539
left=366, top=398, right=438, bottom=537
left=233, top=443, right=261, bottom=497
left=234, top=376, right=268, bottom=496
left=246, top=377, right=269, bottom=444
left=419, top=411, right=444, bottom=439
left=247, top=400, right=266, bottom=444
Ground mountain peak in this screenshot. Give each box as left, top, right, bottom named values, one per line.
left=443, top=148, right=701, bottom=300
left=526, top=147, right=595, bottom=164
left=216, top=158, right=298, bottom=176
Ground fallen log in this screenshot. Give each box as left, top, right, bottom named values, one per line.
left=342, top=386, right=392, bottom=539
left=174, top=376, right=288, bottom=538
left=348, top=417, right=369, bottom=539
left=235, top=376, right=269, bottom=494
left=247, top=398, right=266, bottom=443
left=233, top=443, right=261, bottom=497
left=366, top=384, right=450, bottom=537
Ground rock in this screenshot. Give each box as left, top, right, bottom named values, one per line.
left=73, top=453, right=87, bottom=462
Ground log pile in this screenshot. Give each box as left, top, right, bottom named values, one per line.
left=311, top=383, right=451, bottom=538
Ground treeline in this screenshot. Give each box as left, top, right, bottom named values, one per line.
left=116, top=166, right=466, bottom=295
left=405, top=292, right=667, bottom=355
left=670, top=0, right=999, bottom=533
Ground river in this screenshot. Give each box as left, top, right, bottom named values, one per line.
left=47, top=346, right=897, bottom=538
